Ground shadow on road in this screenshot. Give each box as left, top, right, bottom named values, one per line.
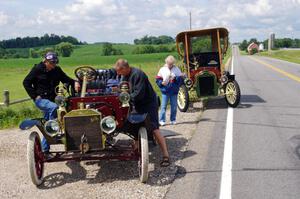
left=241, top=94, right=266, bottom=103
left=39, top=130, right=195, bottom=188
left=204, top=94, right=266, bottom=110
left=39, top=161, right=87, bottom=189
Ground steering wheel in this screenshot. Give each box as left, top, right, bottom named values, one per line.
left=74, top=66, right=97, bottom=81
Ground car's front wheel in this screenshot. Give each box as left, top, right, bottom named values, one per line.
left=27, top=131, right=44, bottom=186
left=177, top=85, right=189, bottom=112
left=225, top=80, right=241, bottom=108
left=138, top=127, right=149, bottom=183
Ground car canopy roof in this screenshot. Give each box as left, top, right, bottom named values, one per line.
left=176, top=27, right=229, bottom=43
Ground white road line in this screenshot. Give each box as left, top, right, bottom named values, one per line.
left=219, top=47, right=234, bottom=199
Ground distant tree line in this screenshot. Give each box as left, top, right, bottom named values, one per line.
left=0, top=34, right=82, bottom=49
left=0, top=48, right=28, bottom=59
left=134, top=35, right=174, bottom=45
left=29, top=42, right=74, bottom=58
left=102, top=43, right=123, bottom=56
left=0, top=42, right=74, bottom=59
left=132, top=45, right=176, bottom=54
left=240, top=38, right=300, bottom=51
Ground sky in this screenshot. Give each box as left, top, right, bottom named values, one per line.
left=0, top=0, right=299, bottom=43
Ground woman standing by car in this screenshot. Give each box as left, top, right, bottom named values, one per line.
left=156, top=55, right=183, bottom=126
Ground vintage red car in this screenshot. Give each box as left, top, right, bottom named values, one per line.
left=20, top=66, right=152, bottom=186
left=175, top=27, right=241, bottom=111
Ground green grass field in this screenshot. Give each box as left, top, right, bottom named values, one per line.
left=239, top=49, right=248, bottom=55
left=0, top=43, right=231, bottom=129
left=0, top=44, right=178, bottom=101
left=0, top=43, right=177, bottom=128
left=259, top=50, right=300, bottom=64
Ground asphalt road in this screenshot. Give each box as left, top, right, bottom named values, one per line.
left=165, top=46, right=300, bottom=199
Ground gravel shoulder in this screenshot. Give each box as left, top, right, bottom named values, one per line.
left=0, top=102, right=203, bottom=199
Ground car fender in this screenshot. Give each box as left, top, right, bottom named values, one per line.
left=127, top=113, right=148, bottom=124
left=19, top=119, right=43, bottom=130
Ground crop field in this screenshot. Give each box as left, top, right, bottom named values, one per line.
left=0, top=44, right=178, bottom=128
left=0, top=44, right=177, bottom=101
left=0, top=43, right=231, bottom=129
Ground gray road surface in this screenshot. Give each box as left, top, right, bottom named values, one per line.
left=166, top=46, right=300, bottom=199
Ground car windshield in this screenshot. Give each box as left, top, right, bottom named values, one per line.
left=191, top=35, right=213, bottom=53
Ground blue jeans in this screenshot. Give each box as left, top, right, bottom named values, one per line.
left=35, top=98, right=58, bottom=152
left=159, top=94, right=178, bottom=123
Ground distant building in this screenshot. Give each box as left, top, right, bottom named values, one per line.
left=268, top=33, right=275, bottom=51
left=247, top=42, right=259, bottom=55
left=259, top=43, right=264, bottom=51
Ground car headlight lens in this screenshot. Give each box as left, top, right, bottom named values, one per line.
left=44, top=120, right=60, bottom=137
left=220, top=75, right=228, bottom=84
left=55, top=95, right=66, bottom=107
left=119, top=81, right=130, bottom=92
left=119, top=92, right=130, bottom=107
left=100, top=116, right=116, bottom=134
left=184, top=78, right=193, bottom=88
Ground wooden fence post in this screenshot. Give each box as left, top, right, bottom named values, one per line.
left=3, top=90, right=9, bottom=107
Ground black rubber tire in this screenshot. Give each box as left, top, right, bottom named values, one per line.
left=177, top=85, right=189, bottom=112
left=225, top=80, right=241, bottom=108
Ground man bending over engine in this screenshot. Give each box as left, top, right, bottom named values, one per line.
left=114, top=59, right=170, bottom=167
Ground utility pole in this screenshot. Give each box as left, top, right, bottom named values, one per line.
left=189, top=11, right=192, bottom=30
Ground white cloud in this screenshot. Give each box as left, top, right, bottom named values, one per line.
left=67, top=0, right=118, bottom=15
left=286, top=25, right=294, bottom=31
left=0, top=0, right=300, bottom=43
left=245, top=0, right=272, bottom=16
left=164, top=5, right=188, bottom=17
left=0, top=11, right=9, bottom=26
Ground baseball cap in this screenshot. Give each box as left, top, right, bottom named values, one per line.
left=45, top=52, right=59, bottom=64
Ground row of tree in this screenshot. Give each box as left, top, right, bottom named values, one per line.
left=239, top=38, right=300, bottom=51
left=0, top=42, right=74, bottom=59
left=0, top=34, right=82, bottom=49
left=134, top=35, right=174, bottom=45
left=0, top=48, right=28, bottom=59
left=101, top=43, right=123, bottom=56
left=30, top=42, right=74, bottom=58
left=132, top=45, right=175, bottom=54
left=101, top=42, right=176, bottom=56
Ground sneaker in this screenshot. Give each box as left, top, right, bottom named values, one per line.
left=170, top=121, right=177, bottom=125
left=159, top=121, right=165, bottom=126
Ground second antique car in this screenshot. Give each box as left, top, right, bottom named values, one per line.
left=175, top=27, right=241, bottom=112
left=20, top=66, right=152, bottom=186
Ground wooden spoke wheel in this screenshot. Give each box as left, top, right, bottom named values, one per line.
left=138, top=127, right=149, bottom=183
left=27, top=131, right=44, bottom=186
left=225, top=80, right=241, bottom=108
left=177, top=85, right=189, bottom=112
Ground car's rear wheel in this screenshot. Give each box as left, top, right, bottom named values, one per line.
left=27, top=131, right=44, bottom=186
left=138, top=127, right=149, bottom=183
left=177, top=85, right=189, bottom=112
left=225, top=80, right=241, bottom=108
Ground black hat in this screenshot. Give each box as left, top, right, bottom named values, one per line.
left=44, top=52, right=59, bottom=64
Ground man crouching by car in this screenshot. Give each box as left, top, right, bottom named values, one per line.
left=115, top=59, right=170, bottom=167
left=23, top=52, right=79, bottom=154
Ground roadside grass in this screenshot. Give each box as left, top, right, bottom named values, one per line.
left=224, top=45, right=232, bottom=63
left=0, top=103, right=42, bottom=129
left=259, top=50, right=300, bottom=64
left=0, top=43, right=231, bottom=129
left=0, top=44, right=178, bottom=129
left=239, top=49, right=248, bottom=55
left=0, top=52, right=178, bottom=101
